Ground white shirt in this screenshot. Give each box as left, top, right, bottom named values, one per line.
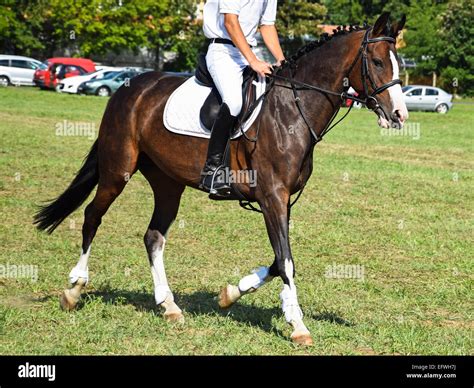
left=203, top=0, right=277, bottom=47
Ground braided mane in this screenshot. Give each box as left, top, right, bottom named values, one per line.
left=280, top=24, right=369, bottom=70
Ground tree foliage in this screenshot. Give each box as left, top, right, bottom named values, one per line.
left=277, top=0, right=327, bottom=38
left=0, top=0, right=45, bottom=55
left=277, top=0, right=327, bottom=55
left=436, top=0, right=474, bottom=95
left=0, top=0, right=205, bottom=71
left=0, top=0, right=472, bottom=93
left=322, top=0, right=410, bottom=25
left=323, top=0, right=473, bottom=95
left=401, top=0, right=445, bottom=74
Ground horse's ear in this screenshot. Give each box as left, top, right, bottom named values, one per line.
left=372, top=12, right=391, bottom=37
left=391, top=14, right=406, bottom=38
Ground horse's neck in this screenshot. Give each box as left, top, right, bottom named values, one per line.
left=259, top=34, right=360, bottom=187
left=293, top=38, right=356, bottom=137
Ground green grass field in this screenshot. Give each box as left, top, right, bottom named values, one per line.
left=0, top=87, right=472, bottom=355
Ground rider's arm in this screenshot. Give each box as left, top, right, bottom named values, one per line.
left=260, top=25, right=285, bottom=65
left=224, top=14, right=272, bottom=77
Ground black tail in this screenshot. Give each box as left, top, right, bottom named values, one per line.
left=34, top=141, right=99, bottom=234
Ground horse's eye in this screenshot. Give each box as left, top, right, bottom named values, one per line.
left=373, top=58, right=384, bottom=68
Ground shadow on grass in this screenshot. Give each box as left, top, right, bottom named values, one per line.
left=311, top=310, right=354, bottom=327
left=83, top=288, right=285, bottom=336
left=36, top=288, right=354, bottom=334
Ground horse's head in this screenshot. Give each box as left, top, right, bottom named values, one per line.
left=349, top=12, right=409, bottom=129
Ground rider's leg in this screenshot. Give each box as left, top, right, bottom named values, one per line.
left=200, top=103, right=237, bottom=195
left=200, top=44, right=247, bottom=195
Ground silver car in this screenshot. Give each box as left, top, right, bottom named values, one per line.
left=0, top=54, right=43, bottom=87
left=403, top=85, right=453, bottom=114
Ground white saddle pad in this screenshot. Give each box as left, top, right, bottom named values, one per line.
left=163, top=76, right=266, bottom=139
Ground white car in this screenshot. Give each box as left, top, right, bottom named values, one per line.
left=57, top=67, right=124, bottom=94
left=0, top=54, right=43, bottom=86
left=403, top=85, right=453, bottom=114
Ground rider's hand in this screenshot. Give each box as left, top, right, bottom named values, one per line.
left=274, top=58, right=285, bottom=67
left=250, top=59, right=273, bottom=77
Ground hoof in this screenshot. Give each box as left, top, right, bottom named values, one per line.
left=218, top=285, right=240, bottom=309
left=291, top=332, right=314, bottom=346
left=164, top=312, right=185, bottom=324
left=60, top=290, right=79, bottom=311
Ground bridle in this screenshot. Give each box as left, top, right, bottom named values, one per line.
left=352, top=28, right=403, bottom=113
left=267, top=27, right=403, bottom=144
left=239, top=27, right=403, bottom=213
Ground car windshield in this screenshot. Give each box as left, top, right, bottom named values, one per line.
left=402, top=86, right=414, bottom=93
left=31, top=61, right=42, bottom=69
left=102, top=71, right=121, bottom=79
left=86, top=70, right=102, bottom=77
left=114, top=72, right=135, bottom=80
left=39, top=62, right=48, bottom=70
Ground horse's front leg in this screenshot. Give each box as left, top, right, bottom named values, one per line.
left=260, top=189, right=313, bottom=345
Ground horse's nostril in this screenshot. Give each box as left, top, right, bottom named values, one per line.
left=392, top=110, right=403, bottom=122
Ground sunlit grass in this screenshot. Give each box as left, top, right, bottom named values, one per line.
left=0, top=87, right=472, bottom=355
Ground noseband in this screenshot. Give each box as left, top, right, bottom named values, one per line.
left=268, top=27, right=402, bottom=144
left=353, top=28, right=403, bottom=112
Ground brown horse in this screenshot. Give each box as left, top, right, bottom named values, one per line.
left=35, top=13, right=408, bottom=345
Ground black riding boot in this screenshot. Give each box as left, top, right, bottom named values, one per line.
left=199, top=103, right=237, bottom=195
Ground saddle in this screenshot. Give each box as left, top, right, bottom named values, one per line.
left=195, top=54, right=258, bottom=131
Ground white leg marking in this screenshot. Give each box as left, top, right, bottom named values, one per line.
left=69, top=247, right=90, bottom=285
left=389, top=51, right=409, bottom=123
left=219, top=266, right=273, bottom=308
left=149, top=233, right=172, bottom=305
left=280, top=258, right=309, bottom=335
left=238, top=266, right=273, bottom=294
left=284, top=258, right=295, bottom=290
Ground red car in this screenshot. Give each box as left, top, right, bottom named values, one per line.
left=345, top=88, right=360, bottom=107
left=34, top=57, right=96, bottom=90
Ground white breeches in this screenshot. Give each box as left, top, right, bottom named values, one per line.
left=206, top=43, right=250, bottom=117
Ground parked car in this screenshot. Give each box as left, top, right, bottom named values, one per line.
left=403, top=85, right=453, bottom=114
left=34, top=57, right=96, bottom=90
left=0, top=55, right=43, bottom=86
left=77, top=70, right=142, bottom=97
left=57, top=67, right=124, bottom=94
left=345, top=87, right=362, bottom=109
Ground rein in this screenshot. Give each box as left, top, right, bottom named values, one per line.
left=269, top=28, right=401, bottom=145
left=238, top=28, right=402, bottom=213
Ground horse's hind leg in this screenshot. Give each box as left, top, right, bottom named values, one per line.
left=218, top=265, right=274, bottom=309
left=141, top=163, right=185, bottom=323
left=61, top=148, right=137, bottom=310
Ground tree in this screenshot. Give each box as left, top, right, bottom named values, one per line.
left=277, top=0, right=327, bottom=54
left=322, top=0, right=364, bottom=25
left=437, top=0, right=474, bottom=95
left=400, top=0, right=446, bottom=75
left=322, top=0, right=410, bottom=25
left=0, top=0, right=47, bottom=57
left=142, top=0, right=206, bottom=71
left=0, top=0, right=206, bottom=71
